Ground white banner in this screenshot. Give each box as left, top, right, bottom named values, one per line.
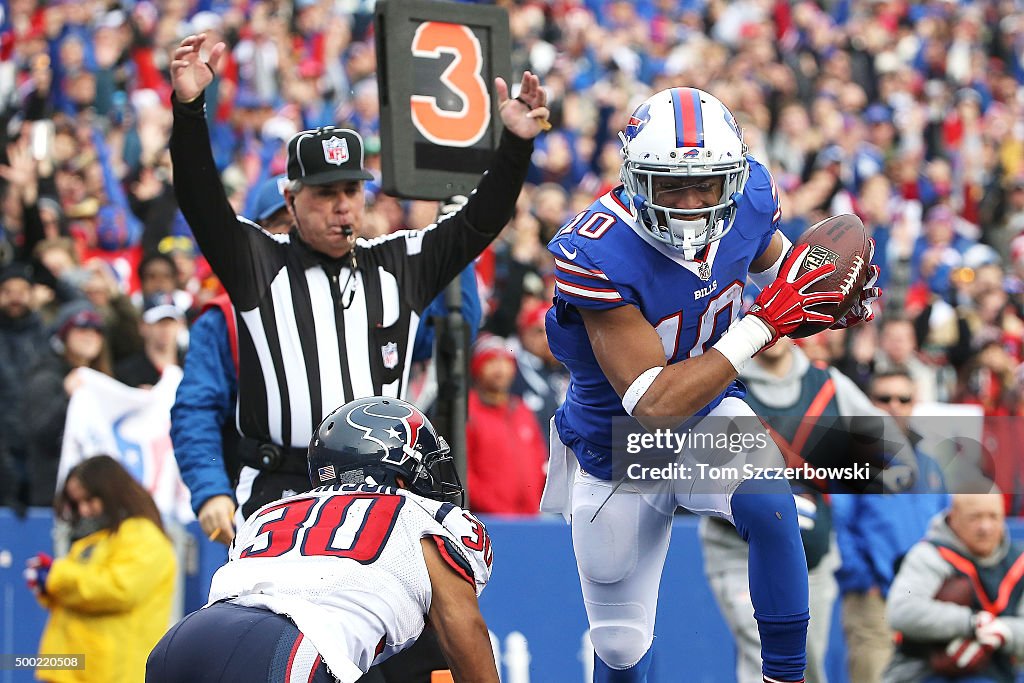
left=57, top=366, right=194, bottom=524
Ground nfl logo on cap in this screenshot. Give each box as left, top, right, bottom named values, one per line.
left=322, top=137, right=350, bottom=166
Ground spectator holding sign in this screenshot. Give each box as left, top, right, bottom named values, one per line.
left=23, top=305, right=112, bottom=506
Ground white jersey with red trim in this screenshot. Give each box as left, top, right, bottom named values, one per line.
left=207, top=484, right=492, bottom=683
left=546, top=160, right=780, bottom=479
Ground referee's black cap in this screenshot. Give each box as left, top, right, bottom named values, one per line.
left=286, top=127, right=374, bottom=186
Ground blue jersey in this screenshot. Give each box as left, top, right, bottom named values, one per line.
left=546, top=157, right=781, bottom=479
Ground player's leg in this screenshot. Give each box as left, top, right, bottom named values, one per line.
left=684, top=398, right=809, bottom=683
left=146, top=601, right=334, bottom=682
left=571, top=469, right=673, bottom=682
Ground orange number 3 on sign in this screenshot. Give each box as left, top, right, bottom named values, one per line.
left=410, top=22, right=490, bottom=148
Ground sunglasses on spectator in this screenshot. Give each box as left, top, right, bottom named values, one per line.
left=871, top=394, right=913, bottom=404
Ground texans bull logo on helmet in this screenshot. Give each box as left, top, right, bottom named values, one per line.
left=345, top=400, right=426, bottom=467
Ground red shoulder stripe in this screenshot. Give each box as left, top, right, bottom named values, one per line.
left=430, top=535, right=475, bottom=588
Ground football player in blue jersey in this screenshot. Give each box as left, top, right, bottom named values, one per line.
left=542, top=88, right=881, bottom=683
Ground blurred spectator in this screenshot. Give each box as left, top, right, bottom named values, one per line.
left=912, top=289, right=974, bottom=377
left=968, top=280, right=1024, bottom=354
left=27, top=455, right=176, bottom=683
left=885, top=493, right=1024, bottom=683
left=32, top=238, right=80, bottom=320
left=999, top=175, right=1024, bottom=260
left=114, top=293, right=185, bottom=389
left=833, top=369, right=949, bottom=683
left=22, top=304, right=112, bottom=506
left=875, top=317, right=941, bottom=403
left=130, top=165, right=179, bottom=258
left=482, top=203, right=548, bottom=338
left=79, top=259, right=143, bottom=363
left=134, top=252, right=191, bottom=314
left=910, top=205, right=974, bottom=301
left=0, top=262, right=47, bottom=508
left=510, top=298, right=568, bottom=436
left=465, top=335, right=546, bottom=515
left=957, top=339, right=1019, bottom=417
left=155, top=236, right=201, bottom=306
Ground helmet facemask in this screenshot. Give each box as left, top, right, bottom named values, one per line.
left=417, top=437, right=464, bottom=506
left=336, top=436, right=463, bottom=506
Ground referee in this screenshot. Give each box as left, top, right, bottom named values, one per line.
left=168, top=32, right=548, bottom=521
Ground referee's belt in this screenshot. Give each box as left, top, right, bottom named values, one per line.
left=238, top=438, right=310, bottom=476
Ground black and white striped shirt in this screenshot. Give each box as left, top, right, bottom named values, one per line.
left=171, top=93, right=532, bottom=448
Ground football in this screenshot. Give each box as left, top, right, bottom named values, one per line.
left=934, top=573, right=975, bottom=605
left=787, top=214, right=871, bottom=338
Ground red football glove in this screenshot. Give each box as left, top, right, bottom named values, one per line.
left=746, top=243, right=844, bottom=349
left=831, top=238, right=882, bottom=330
left=24, top=552, right=53, bottom=595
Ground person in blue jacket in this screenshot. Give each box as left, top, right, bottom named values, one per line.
left=171, top=179, right=480, bottom=545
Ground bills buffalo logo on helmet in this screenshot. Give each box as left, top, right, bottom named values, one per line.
left=625, top=102, right=652, bottom=140
left=345, top=400, right=425, bottom=467
left=682, top=148, right=701, bottom=159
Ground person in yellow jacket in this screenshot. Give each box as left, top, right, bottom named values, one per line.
left=24, top=455, right=176, bottom=683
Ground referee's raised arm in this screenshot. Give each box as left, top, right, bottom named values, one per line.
left=168, top=33, right=275, bottom=304
left=400, top=84, right=542, bottom=311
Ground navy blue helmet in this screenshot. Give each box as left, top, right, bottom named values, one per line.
left=308, top=397, right=463, bottom=505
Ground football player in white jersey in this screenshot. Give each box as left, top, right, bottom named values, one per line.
left=147, top=397, right=497, bottom=683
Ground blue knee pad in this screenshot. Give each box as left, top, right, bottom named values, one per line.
left=595, top=647, right=653, bottom=683
left=730, top=478, right=809, bottom=682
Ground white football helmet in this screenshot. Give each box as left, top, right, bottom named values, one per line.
left=619, top=87, right=750, bottom=259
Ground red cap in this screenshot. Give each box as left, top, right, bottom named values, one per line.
left=470, top=335, right=515, bottom=380
left=516, top=299, right=550, bottom=335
